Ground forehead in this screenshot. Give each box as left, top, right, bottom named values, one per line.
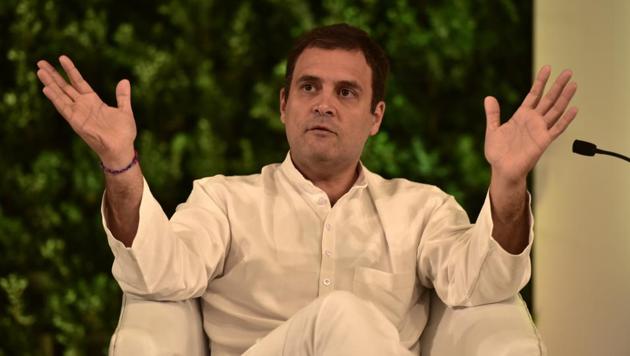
left=293, top=47, right=372, bottom=87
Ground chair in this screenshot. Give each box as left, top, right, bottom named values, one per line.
left=108, top=291, right=546, bottom=356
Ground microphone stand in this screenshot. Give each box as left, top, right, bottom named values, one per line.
left=594, top=148, right=630, bottom=163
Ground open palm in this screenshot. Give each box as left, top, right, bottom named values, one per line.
left=484, top=66, right=578, bottom=183
left=37, top=56, right=136, bottom=166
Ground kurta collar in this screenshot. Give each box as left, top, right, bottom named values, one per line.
left=279, top=152, right=369, bottom=195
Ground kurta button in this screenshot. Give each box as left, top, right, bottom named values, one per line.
left=325, top=223, right=332, bottom=231
left=317, top=197, right=327, bottom=205
left=324, top=250, right=332, bottom=257
left=322, top=278, right=331, bottom=286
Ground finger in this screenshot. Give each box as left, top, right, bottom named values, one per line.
left=484, top=96, right=501, bottom=130
left=37, top=60, right=80, bottom=100
left=115, top=79, right=133, bottom=113
left=37, top=69, right=74, bottom=108
left=549, top=107, right=578, bottom=140
left=521, top=65, right=551, bottom=108
left=543, top=82, right=577, bottom=127
left=36, top=66, right=56, bottom=87
left=58, top=55, right=94, bottom=94
left=42, top=85, right=73, bottom=119
left=536, top=69, right=573, bottom=115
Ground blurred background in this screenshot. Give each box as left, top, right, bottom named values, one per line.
left=1, top=0, right=535, bottom=354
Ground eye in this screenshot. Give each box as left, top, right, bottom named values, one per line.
left=339, top=87, right=355, bottom=98
left=301, top=83, right=315, bottom=92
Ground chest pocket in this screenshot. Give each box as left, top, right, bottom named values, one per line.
left=352, top=266, right=417, bottom=328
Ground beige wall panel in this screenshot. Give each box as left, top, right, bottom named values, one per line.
left=534, top=1, right=630, bottom=355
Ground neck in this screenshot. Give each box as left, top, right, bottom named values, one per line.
left=291, top=156, right=359, bottom=205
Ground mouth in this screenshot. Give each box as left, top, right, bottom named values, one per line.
left=306, top=125, right=336, bottom=135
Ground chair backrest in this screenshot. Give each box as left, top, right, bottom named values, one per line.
left=109, top=294, right=209, bottom=356
left=421, top=292, right=547, bottom=356
left=110, top=291, right=545, bottom=356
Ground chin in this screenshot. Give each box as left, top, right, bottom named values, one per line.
left=307, top=150, right=337, bottom=163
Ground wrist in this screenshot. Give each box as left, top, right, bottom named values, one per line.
left=100, top=146, right=136, bottom=169
left=489, top=172, right=527, bottom=223
left=100, top=147, right=137, bottom=174
left=490, top=168, right=527, bottom=191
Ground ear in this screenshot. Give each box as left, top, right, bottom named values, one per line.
left=279, top=88, right=287, bottom=124
left=369, top=101, right=386, bottom=136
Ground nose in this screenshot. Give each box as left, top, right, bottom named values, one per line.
left=312, top=92, right=335, bottom=117
left=313, top=103, right=334, bottom=117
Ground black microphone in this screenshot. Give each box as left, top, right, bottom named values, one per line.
left=572, top=139, right=630, bottom=163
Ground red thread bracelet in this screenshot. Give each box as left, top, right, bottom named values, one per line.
left=100, top=150, right=139, bottom=175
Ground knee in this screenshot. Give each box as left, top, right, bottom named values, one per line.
left=320, top=290, right=363, bottom=309
left=318, top=291, right=377, bottom=323
left=311, top=291, right=403, bottom=352
left=321, top=290, right=361, bottom=306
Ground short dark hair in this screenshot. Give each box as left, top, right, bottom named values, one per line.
left=284, top=23, right=389, bottom=113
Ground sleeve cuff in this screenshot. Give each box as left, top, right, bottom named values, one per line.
left=100, top=178, right=161, bottom=257
left=476, top=190, right=534, bottom=258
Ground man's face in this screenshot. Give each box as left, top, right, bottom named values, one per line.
left=280, top=47, right=385, bottom=168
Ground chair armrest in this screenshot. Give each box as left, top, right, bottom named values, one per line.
left=108, top=294, right=209, bottom=356
left=420, top=293, right=547, bottom=356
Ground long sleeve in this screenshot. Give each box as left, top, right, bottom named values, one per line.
left=103, top=178, right=231, bottom=300
left=416, top=192, right=533, bottom=307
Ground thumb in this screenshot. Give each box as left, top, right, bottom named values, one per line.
left=484, top=96, right=501, bottom=131
left=116, top=79, right=133, bottom=113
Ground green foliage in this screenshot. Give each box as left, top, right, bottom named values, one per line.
left=0, top=0, right=531, bottom=354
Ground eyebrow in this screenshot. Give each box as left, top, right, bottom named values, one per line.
left=336, top=80, right=362, bottom=93
left=296, top=75, right=321, bottom=85
left=296, top=75, right=363, bottom=92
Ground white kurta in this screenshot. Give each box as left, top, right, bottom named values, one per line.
left=104, top=153, right=533, bottom=356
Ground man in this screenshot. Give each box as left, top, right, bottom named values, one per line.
left=37, top=24, right=577, bottom=355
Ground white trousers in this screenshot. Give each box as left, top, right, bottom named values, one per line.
left=242, top=291, right=415, bottom=356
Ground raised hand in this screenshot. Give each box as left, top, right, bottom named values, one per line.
left=484, top=66, right=578, bottom=184
left=36, top=55, right=136, bottom=168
